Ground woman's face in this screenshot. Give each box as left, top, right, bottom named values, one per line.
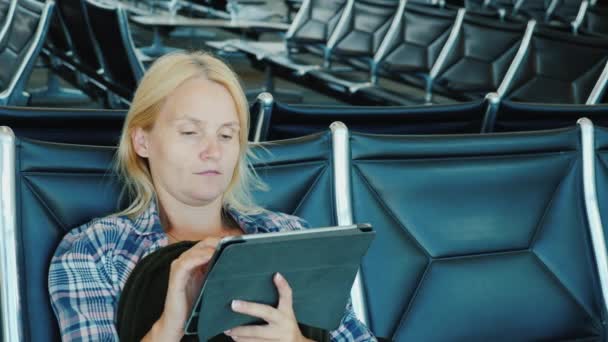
left=132, top=76, right=241, bottom=207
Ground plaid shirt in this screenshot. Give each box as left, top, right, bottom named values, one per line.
left=48, top=201, right=377, bottom=342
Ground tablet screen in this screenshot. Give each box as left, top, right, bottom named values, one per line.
left=183, top=224, right=374, bottom=340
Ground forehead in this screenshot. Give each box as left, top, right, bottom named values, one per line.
left=158, top=76, right=240, bottom=125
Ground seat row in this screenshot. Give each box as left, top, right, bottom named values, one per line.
left=0, top=0, right=142, bottom=107
left=4, top=92, right=608, bottom=145
left=43, top=0, right=145, bottom=107
left=463, top=0, right=606, bottom=31
left=0, top=0, right=54, bottom=106
left=0, top=119, right=607, bottom=341
left=213, top=0, right=608, bottom=106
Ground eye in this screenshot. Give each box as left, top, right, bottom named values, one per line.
left=219, top=133, right=234, bottom=141
left=180, top=131, right=197, bottom=136
left=218, top=127, right=238, bottom=141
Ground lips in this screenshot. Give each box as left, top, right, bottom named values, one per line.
left=195, top=170, right=221, bottom=175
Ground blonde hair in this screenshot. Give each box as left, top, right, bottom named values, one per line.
left=115, top=51, right=265, bottom=218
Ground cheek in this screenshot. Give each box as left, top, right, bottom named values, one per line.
left=149, top=140, right=189, bottom=175
left=222, top=145, right=241, bottom=177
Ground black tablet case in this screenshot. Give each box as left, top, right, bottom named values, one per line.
left=187, top=225, right=375, bottom=341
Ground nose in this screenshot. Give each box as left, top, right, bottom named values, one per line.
left=199, top=136, right=221, bottom=160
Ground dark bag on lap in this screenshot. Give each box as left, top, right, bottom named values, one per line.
left=116, top=242, right=330, bottom=342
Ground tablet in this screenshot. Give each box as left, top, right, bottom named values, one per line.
left=184, top=223, right=375, bottom=340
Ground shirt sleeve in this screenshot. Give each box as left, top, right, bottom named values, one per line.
left=329, top=299, right=378, bottom=342
left=48, top=230, right=119, bottom=342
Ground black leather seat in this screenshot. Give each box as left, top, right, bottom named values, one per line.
left=549, top=0, right=584, bottom=25
left=464, top=0, right=519, bottom=18
left=362, top=7, right=529, bottom=104
left=350, top=125, right=606, bottom=340
left=55, top=0, right=102, bottom=78
left=593, top=125, right=608, bottom=249
left=432, top=13, right=528, bottom=101
left=504, top=25, right=608, bottom=104
left=270, top=0, right=349, bottom=69
left=329, top=0, right=399, bottom=60
left=0, top=105, right=126, bottom=145
left=0, top=0, right=8, bottom=19
left=305, top=0, right=402, bottom=87
left=0, top=0, right=11, bottom=34
left=483, top=100, right=608, bottom=132
left=514, top=0, right=552, bottom=21
left=581, top=4, right=608, bottom=37
left=84, top=0, right=145, bottom=100
left=43, top=6, right=72, bottom=62
left=0, top=0, right=54, bottom=105
left=54, top=0, right=134, bottom=106
left=380, top=4, right=457, bottom=83
left=0, top=100, right=263, bottom=145
left=286, top=0, right=347, bottom=49
left=2, top=129, right=335, bottom=341
left=360, top=3, right=460, bottom=104
left=252, top=97, right=487, bottom=141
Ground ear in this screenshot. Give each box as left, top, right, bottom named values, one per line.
left=131, top=127, right=150, bottom=158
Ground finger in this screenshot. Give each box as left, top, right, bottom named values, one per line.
left=274, top=273, right=293, bottom=314
left=231, top=300, right=280, bottom=324
left=169, top=248, right=215, bottom=280
left=229, top=337, right=274, bottom=342
left=193, top=237, right=221, bottom=249
left=225, top=325, right=276, bottom=340
left=173, top=248, right=215, bottom=268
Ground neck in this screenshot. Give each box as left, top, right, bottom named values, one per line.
left=156, top=192, right=229, bottom=241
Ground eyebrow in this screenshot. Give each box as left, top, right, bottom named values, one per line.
left=172, top=116, right=240, bottom=128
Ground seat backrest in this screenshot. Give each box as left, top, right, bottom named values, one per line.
left=592, top=125, right=608, bottom=264
left=487, top=100, right=608, bottom=132
left=55, top=0, right=102, bottom=74
left=505, top=25, right=608, bottom=104
left=45, top=6, right=70, bottom=53
left=331, top=0, right=400, bottom=58
left=84, top=0, right=143, bottom=99
left=0, top=0, right=9, bottom=24
left=0, top=105, right=126, bottom=145
left=249, top=132, right=337, bottom=227
left=350, top=126, right=606, bottom=340
left=0, top=0, right=16, bottom=49
left=381, top=3, right=457, bottom=75
left=287, top=0, right=348, bottom=46
left=434, top=13, right=527, bottom=100
left=0, top=127, right=335, bottom=341
left=464, top=0, right=516, bottom=17
left=582, top=4, right=608, bottom=37
left=550, top=0, right=583, bottom=22
left=257, top=98, right=486, bottom=141
left=0, top=0, right=54, bottom=105
left=515, top=0, right=551, bottom=20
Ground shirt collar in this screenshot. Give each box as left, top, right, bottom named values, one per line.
left=130, top=199, right=163, bottom=236
left=129, top=199, right=267, bottom=236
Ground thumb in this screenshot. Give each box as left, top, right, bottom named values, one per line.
left=274, top=272, right=294, bottom=314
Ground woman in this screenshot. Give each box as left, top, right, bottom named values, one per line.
left=48, top=51, right=377, bottom=341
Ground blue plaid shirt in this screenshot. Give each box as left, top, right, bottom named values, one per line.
left=48, top=201, right=377, bottom=341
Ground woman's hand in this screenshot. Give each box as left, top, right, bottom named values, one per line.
left=224, top=273, right=315, bottom=342
left=143, top=238, right=220, bottom=341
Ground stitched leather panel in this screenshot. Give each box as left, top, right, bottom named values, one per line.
left=15, top=131, right=335, bottom=341
left=507, top=27, right=608, bottom=104
left=351, top=127, right=604, bottom=340
left=0, top=0, right=43, bottom=89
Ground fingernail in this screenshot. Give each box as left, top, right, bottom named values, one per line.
left=275, top=272, right=283, bottom=281
left=223, top=329, right=231, bottom=335
left=231, top=300, right=241, bottom=310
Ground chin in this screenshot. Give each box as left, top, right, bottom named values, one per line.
left=186, top=191, right=224, bottom=205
